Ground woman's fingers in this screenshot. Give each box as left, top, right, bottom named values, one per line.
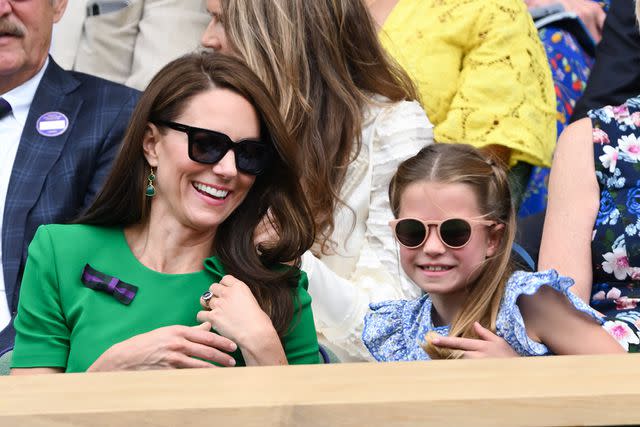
left=166, top=324, right=238, bottom=367
left=184, top=323, right=237, bottom=352
left=182, top=341, right=236, bottom=367
left=169, top=354, right=218, bottom=369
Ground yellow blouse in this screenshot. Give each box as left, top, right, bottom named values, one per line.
left=379, top=0, right=556, bottom=167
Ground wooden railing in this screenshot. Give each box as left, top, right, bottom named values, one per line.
left=0, top=354, right=638, bottom=426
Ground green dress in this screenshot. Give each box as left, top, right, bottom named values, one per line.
left=11, top=224, right=321, bottom=372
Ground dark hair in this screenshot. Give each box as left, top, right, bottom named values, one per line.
left=389, top=144, right=515, bottom=359
left=220, top=0, right=419, bottom=253
left=76, top=53, right=316, bottom=336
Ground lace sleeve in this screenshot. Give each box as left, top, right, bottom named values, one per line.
left=436, top=0, right=556, bottom=167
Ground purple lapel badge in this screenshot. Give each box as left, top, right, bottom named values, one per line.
left=36, top=111, right=69, bottom=137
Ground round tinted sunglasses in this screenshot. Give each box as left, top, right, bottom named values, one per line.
left=154, top=120, right=272, bottom=175
left=389, top=218, right=496, bottom=249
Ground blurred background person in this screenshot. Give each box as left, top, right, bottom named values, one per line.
left=51, top=0, right=210, bottom=90
left=367, top=0, right=556, bottom=208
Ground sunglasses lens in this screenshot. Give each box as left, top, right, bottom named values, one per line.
left=440, top=219, right=472, bottom=248
left=395, top=219, right=427, bottom=247
left=189, top=130, right=228, bottom=164
left=235, top=140, right=271, bottom=175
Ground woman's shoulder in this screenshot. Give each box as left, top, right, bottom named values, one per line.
left=33, top=224, right=122, bottom=249
left=37, top=224, right=122, bottom=243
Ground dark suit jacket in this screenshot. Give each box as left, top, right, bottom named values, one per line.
left=571, top=0, right=640, bottom=121
left=0, top=58, right=140, bottom=354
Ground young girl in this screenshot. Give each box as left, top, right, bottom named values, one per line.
left=362, top=144, right=625, bottom=360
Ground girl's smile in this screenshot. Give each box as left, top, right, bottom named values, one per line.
left=397, top=181, right=501, bottom=309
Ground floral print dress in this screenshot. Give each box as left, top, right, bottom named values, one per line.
left=362, top=270, right=603, bottom=361
left=589, top=97, right=640, bottom=352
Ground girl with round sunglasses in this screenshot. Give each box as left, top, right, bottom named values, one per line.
left=11, top=53, right=321, bottom=374
left=363, top=144, right=624, bottom=360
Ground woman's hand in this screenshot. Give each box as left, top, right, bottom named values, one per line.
left=525, top=0, right=606, bottom=42
left=429, top=322, right=519, bottom=359
left=87, top=322, right=238, bottom=372
left=197, top=275, right=288, bottom=366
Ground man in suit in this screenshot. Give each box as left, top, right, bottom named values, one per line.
left=571, top=0, right=640, bottom=120
left=0, top=0, right=139, bottom=355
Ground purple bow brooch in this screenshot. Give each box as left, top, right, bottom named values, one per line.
left=81, top=264, right=138, bottom=305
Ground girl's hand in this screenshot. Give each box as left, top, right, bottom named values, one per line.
left=429, top=322, right=519, bottom=359
left=197, top=275, right=287, bottom=365
left=88, top=322, right=238, bottom=372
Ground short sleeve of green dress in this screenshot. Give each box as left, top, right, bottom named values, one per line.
left=12, top=224, right=321, bottom=372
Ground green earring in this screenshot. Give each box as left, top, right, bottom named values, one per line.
left=145, top=167, right=156, bottom=197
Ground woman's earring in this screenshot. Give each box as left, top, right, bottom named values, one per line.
left=145, top=167, right=156, bottom=197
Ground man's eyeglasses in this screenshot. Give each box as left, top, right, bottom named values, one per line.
left=153, top=120, right=272, bottom=175
left=389, top=217, right=496, bottom=249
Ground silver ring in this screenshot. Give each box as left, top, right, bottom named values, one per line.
left=201, top=291, right=213, bottom=303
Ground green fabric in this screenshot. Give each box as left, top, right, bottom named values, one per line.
left=12, top=225, right=320, bottom=372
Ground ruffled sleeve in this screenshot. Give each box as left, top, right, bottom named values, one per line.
left=496, top=270, right=604, bottom=356
left=362, top=296, right=432, bottom=362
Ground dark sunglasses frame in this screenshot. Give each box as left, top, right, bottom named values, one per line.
left=153, top=120, right=272, bottom=175
left=389, top=217, right=496, bottom=249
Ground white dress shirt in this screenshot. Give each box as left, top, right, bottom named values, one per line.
left=0, top=59, right=48, bottom=330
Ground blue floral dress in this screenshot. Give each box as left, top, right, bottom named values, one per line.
left=589, top=97, right=640, bottom=352
left=362, top=270, right=603, bottom=361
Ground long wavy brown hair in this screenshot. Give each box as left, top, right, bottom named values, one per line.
left=389, top=144, right=516, bottom=359
left=76, top=53, right=316, bottom=337
left=219, top=0, right=418, bottom=252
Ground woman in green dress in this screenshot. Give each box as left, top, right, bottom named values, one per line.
left=10, top=53, right=320, bottom=373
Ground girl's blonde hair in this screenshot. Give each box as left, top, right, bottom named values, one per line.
left=636, top=0, right=640, bottom=28
left=219, top=0, right=418, bottom=252
left=388, top=144, right=516, bottom=359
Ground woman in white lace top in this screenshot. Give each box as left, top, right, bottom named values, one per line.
left=201, top=0, right=434, bottom=360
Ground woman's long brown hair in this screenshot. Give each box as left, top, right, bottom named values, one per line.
left=388, top=144, right=516, bottom=359
left=220, top=0, right=418, bottom=252
left=76, top=53, right=316, bottom=337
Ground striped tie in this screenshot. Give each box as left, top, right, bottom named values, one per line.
left=0, top=98, right=11, bottom=120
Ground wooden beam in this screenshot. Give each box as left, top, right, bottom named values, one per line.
left=1, top=354, right=638, bottom=426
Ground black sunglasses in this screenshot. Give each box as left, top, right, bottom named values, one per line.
left=389, top=218, right=496, bottom=249
left=154, top=120, right=272, bottom=175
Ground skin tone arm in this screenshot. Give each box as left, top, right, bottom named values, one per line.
left=11, top=368, right=63, bottom=375
left=427, top=285, right=624, bottom=357
left=538, top=118, right=600, bottom=303
left=197, top=275, right=288, bottom=366
left=10, top=322, right=238, bottom=375
left=518, top=286, right=624, bottom=354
